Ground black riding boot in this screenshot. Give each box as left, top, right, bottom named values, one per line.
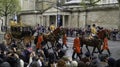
left=72, top=52, right=76, bottom=60
left=101, top=49, right=103, bottom=53
left=107, top=49, right=111, bottom=56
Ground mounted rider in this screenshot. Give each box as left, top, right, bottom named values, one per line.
left=90, top=24, right=98, bottom=39
left=50, top=22, right=55, bottom=32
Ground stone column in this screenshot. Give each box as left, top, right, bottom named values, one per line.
left=56, top=15, right=57, bottom=27
left=62, top=15, right=65, bottom=27
left=47, top=15, right=50, bottom=27
left=68, top=15, right=70, bottom=28
left=40, top=15, right=42, bottom=25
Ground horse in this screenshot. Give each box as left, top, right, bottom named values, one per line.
left=80, top=36, right=103, bottom=55
left=4, top=32, right=12, bottom=45
left=80, top=28, right=110, bottom=55
left=97, top=29, right=111, bottom=41
left=42, top=27, right=65, bottom=49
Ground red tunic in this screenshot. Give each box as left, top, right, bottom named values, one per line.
left=62, top=34, right=67, bottom=45
left=102, top=37, right=109, bottom=50
left=36, top=35, right=43, bottom=49
left=73, top=37, right=81, bottom=53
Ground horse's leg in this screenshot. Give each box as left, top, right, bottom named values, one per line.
left=80, top=44, right=83, bottom=54
left=46, top=41, right=50, bottom=49
left=92, top=47, right=96, bottom=55
left=86, top=45, right=90, bottom=53
left=96, top=46, right=102, bottom=54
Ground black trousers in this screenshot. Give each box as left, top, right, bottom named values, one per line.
left=72, top=51, right=81, bottom=60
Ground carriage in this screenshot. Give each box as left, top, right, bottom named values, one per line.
left=11, top=22, right=32, bottom=38
left=4, top=21, right=34, bottom=46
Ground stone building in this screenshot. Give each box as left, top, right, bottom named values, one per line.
left=19, top=0, right=119, bottom=29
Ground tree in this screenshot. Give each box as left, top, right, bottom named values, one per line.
left=0, top=0, right=20, bottom=27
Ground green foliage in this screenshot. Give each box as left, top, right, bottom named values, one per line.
left=0, top=0, right=20, bottom=16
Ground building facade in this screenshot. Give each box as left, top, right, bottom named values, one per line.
left=19, top=0, right=119, bottom=29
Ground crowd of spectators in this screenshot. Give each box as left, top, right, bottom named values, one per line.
left=0, top=40, right=120, bottom=67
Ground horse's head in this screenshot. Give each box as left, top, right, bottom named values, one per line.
left=97, top=29, right=108, bottom=41
left=53, top=27, right=66, bottom=36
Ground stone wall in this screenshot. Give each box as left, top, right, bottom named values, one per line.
left=21, top=14, right=38, bottom=26
left=78, top=8, right=119, bottom=29
left=69, top=7, right=119, bottom=29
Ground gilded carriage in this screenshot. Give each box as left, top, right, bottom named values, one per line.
left=10, top=21, right=32, bottom=39
left=4, top=21, right=34, bottom=45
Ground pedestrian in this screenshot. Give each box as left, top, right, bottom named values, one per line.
left=62, top=33, right=68, bottom=48
left=101, top=36, right=111, bottom=56
left=72, top=34, right=81, bottom=60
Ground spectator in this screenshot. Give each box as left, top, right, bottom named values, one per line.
left=57, top=59, right=66, bottom=67
left=115, top=59, right=120, bottom=67
left=71, top=60, right=78, bottom=67
left=107, top=57, right=116, bottom=67
left=0, top=58, right=11, bottom=67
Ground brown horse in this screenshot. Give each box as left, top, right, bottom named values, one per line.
left=80, top=29, right=110, bottom=55
left=4, top=32, right=12, bottom=45
left=42, top=27, right=65, bottom=49
left=80, top=36, right=103, bottom=55
left=97, top=29, right=111, bottom=40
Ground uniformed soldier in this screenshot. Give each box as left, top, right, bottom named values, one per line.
left=101, top=36, right=111, bottom=55
left=72, top=34, right=81, bottom=60
left=36, top=33, right=43, bottom=51
left=62, top=33, right=68, bottom=48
